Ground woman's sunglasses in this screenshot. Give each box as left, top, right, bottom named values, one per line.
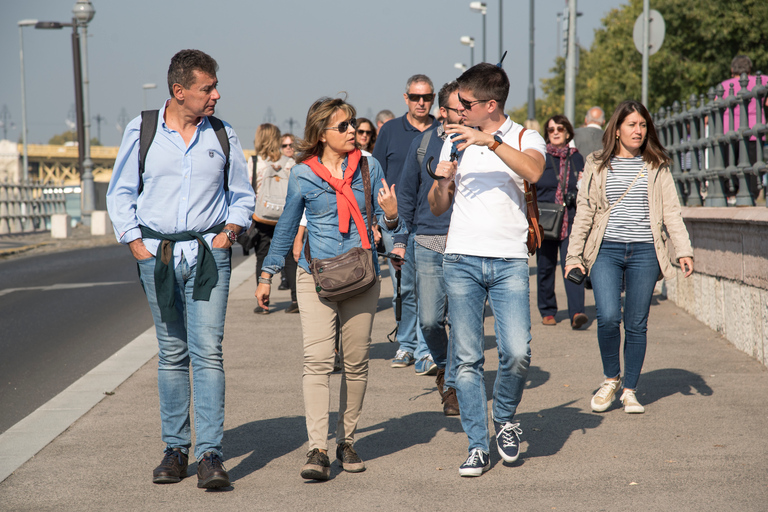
left=547, top=126, right=566, bottom=134
left=325, top=118, right=357, bottom=133
left=357, top=129, right=372, bottom=136
left=281, top=143, right=293, bottom=148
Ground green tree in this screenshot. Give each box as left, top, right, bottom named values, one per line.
left=511, top=0, right=768, bottom=128
left=47, top=130, right=101, bottom=146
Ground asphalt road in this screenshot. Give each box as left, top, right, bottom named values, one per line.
left=0, top=244, right=249, bottom=434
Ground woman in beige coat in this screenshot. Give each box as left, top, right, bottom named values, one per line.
left=565, top=100, right=694, bottom=415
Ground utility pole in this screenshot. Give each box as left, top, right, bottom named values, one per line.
left=93, top=113, right=105, bottom=144
left=641, top=0, right=650, bottom=107
left=116, top=108, right=129, bottom=135
left=285, top=117, right=299, bottom=134
left=564, top=0, right=578, bottom=123
left=527, top=0, right=535, bottom=121
left=499, top=0, right=503, bottom=62
left=0, top=105, right=12, bottom=140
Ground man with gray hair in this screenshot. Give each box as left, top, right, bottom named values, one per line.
left=375, top=109, right=395, bottom=130
left=373, top=74, right=439, bottom=373
left=572, top=106, right=605, bottom=158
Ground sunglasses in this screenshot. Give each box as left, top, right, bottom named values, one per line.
left=324, top=118, right=357, bottom=133
left=457, top=93, right=490, bottom=110
left=407, top=93, right=435, bottom=103
left=281, top=144, right=293, bottom=148
left=547, top=126, right=566, bottom=134
left=357, top=129, right=372, bottom=136
left=444, top=106, right=462, bottom=114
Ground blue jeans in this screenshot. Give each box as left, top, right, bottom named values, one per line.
left=414, top=243, right=454, bottom=388
left=590, top=242, right=660, bottom=391
left=138, top=248, right=231, bottom=461
left=443, top=254, right=531, bottom=453
left=382, top=231, right=428, bottom=360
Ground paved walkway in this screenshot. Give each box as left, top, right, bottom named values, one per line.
left=0, top=252, right=766, bottom=511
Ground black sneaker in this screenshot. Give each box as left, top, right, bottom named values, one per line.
left=300, top=449, right=330, bottom=481
left=152, top=447, right=188, bottom=484
left=459, top=448, right=490, bottom=477
left=197, top=452, right=230, bottom=489
left=336, top=442, right=365, bottom=473
left=493, top=419, right=523, bottom=463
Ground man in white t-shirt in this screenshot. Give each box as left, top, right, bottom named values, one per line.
left=428, top=63, right=546, bottom=477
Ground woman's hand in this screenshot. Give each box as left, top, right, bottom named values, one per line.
left=377, top=178, right=398, bottom=219
left=679, top=257, right=694, bottom=277
left=372, top=225, right=382, bottom=245
left=292, top=226, right=306, bottom=262
left=255, top=277, right=271, bottom=311
left=564, top=263, right=587, bottom=278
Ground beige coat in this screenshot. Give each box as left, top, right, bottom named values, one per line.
left=565, top=153, right=693, bottom=280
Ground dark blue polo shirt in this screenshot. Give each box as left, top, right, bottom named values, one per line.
left=372, top=113, right=438, bottom=189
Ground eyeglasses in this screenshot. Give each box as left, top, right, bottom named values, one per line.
left=547, top=126, right=566, bottom=134
left=357, top=129, right=372, bottom=136
left=457, top=93, right=490, bottom=110
left=444, top=106, right=462, bottom=114
left=407, top=93, right=435, bottom=103
left=281, top=144, right=293, bottom=148
left=324, top=118, right=357, bottom=133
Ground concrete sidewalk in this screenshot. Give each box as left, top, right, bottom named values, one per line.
left=0, top=257, right=766, bottom=511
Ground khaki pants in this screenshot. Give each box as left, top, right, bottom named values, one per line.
left=296, top=268, right=381, bottom=450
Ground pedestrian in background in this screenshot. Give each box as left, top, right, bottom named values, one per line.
left=255, top=97, right=405, bottom=481
left=537, top=114, right=588, bottom=329
left=565, top=100, right=694, bottom=415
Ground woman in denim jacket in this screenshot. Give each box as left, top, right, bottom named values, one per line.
left=256, top=97, right=406, bottom=481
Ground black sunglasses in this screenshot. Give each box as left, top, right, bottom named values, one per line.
left=281, top=143, right=293, bottom=148
left=457, top=93, right=490, bottom=110
left=357, top=129, right=372, bottom=135
left=444, top=106, right=462, bottom=114
left=407, top=93, right=435, bottom=103
left=324, top=118, right=357, bottom=133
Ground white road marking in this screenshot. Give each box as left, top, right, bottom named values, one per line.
left=0, top=281, right=134, bottom=297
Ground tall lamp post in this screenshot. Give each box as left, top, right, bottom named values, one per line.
left=72, top=0, right=95, bottom=226
left=469, top=2, right=487, bottom=63
left=460, top=36, right=475, bottom=67
left=18, top=19, right=38, bottom=183
left=142, top=83, right=157, bottom=110
left=454, top=63, right=468, bottom=73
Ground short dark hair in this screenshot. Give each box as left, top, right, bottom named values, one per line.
left=731, top=55, right=753, bottom=75
left=544, top=114, right=575, bottom=144
left=457, top=63, right=509, bottom=109
left=437, top=81, right=459, bottom=109
left=167, top=49, right=219, bottom=96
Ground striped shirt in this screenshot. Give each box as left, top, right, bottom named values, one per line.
left=603, top=156, right=653, bottom=243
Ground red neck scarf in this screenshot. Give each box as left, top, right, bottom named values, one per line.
left=305, top=149, right=370, bottom=249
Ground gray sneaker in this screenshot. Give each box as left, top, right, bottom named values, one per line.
left=391, top=349, right=415, bottom=368
left=300, top=449, right=330, bottom=481
left=336, top=442, right=365, bottom=473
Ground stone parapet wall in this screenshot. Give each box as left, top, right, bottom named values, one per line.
left=662, top=207, right=768, bottom=366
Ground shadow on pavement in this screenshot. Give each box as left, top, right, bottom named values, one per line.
left=516, top=400, right=604, bottom=460
left=636, top=368, right=713, bottom=406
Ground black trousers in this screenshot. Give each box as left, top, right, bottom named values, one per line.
left=536, top=232, right=585, bottom=321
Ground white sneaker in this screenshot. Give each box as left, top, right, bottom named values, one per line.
left=591, top=378, right=622, bottom=412
left=620, top=389, right=645, bottom=414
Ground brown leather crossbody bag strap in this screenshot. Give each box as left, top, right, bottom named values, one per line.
left=520, top=129, right=543, bottom=254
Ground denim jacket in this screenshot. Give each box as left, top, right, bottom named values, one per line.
left=262, top=155, right=407, bottom=276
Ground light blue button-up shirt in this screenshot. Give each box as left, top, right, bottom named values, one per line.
left=107, top=101, right=255, bottom=268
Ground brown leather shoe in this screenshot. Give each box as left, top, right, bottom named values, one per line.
left=435, top=368, right=447, bottom=399
left=152, top=448, right=188, bottom=484
left=197, top=452, right=230, bottom=489
left=542, top=315, right=556, bottom=326
left=571, top=313, right=589, bottom=330
left=442, top=386, right=460, bottom=416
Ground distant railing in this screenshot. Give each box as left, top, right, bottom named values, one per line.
left=654, top=72, right=768, bottom=206
left=0, top=182, right=68, bottom=234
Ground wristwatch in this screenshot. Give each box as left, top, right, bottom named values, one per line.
left=489, top=134, right=503, bottom=152
left=222, top=229, right=237, bottom=244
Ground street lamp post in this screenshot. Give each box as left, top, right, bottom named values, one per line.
left=142, top=83, right=157, bottom=111
left=454, top=63, right=468, bottom=73
left=460, top=36, right=475, bottom=67
left=18, top=19, right=38, bottom=183
left=72, top=0, right=95, bottom=226
left=470, top=2, right=487, bottom=63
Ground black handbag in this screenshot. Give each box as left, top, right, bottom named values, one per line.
left=304, top=158, right=377, bottom=302
left=538, top=154, right=570, bottom=241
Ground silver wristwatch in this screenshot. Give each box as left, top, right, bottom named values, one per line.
left=222, top=229, right=237, bottom=244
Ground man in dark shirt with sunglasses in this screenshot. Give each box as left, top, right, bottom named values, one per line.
left=373, top=74, right=440, bottom=373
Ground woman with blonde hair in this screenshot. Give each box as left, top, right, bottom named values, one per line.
left=250, top=123, right=296, bottom=313
left=565, top=100, right=694, bottom=415
left=256, top=97, right=405, bottom=481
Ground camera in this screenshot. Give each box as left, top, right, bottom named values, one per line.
left=564, top=190, right=578, bottom=209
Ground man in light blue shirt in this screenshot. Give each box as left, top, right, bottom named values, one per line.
left=107, top=49, right=254, bottom=489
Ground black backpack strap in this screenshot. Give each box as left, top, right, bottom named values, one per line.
left=138, top=109, right=159, bottom=194
left=208, top=115, right=230, bottom=192
left=416, top=128, right=433, bottom=168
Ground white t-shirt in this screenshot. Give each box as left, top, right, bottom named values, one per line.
left=440, top=116, right=546, bottom=258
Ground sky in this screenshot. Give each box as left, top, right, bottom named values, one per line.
left=0, top=0, right=629, bottom=148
